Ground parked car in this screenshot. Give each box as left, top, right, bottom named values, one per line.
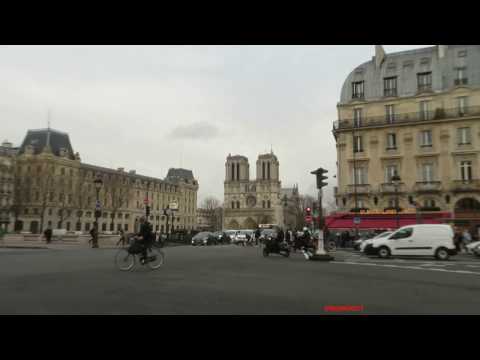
left=259, top=229, right=276, bottom=243
left=466, top=240, right=480, bottom=256
left=224, top=230, right=237, bottom=243
left=357, top=231, right=393, bottom=252
left=191, top=232, right=217, bottom=246
left=213, top=231, right=229, bottom=244
left=364, top=225, right=456, bottom=260
left=232, top=230, right=253, bottom=245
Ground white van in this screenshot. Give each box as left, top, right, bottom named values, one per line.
left=364, top=224, right=456, bottom=260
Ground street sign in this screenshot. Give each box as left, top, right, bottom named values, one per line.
left=354, top=217, right=361, bottom=225
left=95, top=200, right=101, bottom=210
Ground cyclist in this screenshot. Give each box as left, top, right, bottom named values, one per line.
left=137, top=216, right=154, bottom=263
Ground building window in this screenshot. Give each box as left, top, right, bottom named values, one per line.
left=422, top=163, right=434, bottom=182
left=124, top=224, right=129, bottom=232
left=236, top=201, right=240, bottom=209
left=445, top=195, right=451, bottom=204
left=125, top=214, right=130, bottom=220
left=353, top=108, right=362, bottom=127
left=417, top=72, right=432, bottom=91
left=354, top=167, right=368, bottom=185
left=388, top=198, right=396, bottom=208
left=352, top=81, right=364, bottom=99
left=419, top=101, right=430, bottom=121
left=357, top=199, right=365, bottom=208
left=66, top=222, right=71, bottom=231
left=262, top=200, right=266, bottom=208
left=383, top=76, right=397, bottom=97
left=24, top=208, right=29, bottom=215
left=424, top=199, right=436, bottom=208
left=386, top=133, right=397, bottom=149
left=85, top=222, right=90, bottom=231
left=420, top=130, right=433, bottom=147
left=236, top=163, right=240, bottom=181
left=460, top=161, right=472, bottom=181
left=385, top=105, right=395, bottom=123
left=267, top=162, right=271, bottom=180
left=457, top=127, right=471, bottom=145
left=267, top=200, right=271, bottom=208
left=457, top=97, right=468, bottom=116
left=33, top=208, right=39, bottom=215
left=61, top=168, right=65, bottom=176
left=455, top=67, right=467, bottom=85
left=48, top=208, right=52, bottom=216
left=373, top=197, right=378, bottom=206
left=385, top=165, right=398, bottom=183
left=102, top=223, right=107, bottom=231
left=353, top=135, right=363, bottom=153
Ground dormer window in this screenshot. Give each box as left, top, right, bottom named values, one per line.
left=383, top=76, right=397, bottom=97
left=352, top=81, right=364, bottom=99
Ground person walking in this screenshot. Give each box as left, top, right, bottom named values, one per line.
left=43, top=227, right=52, bottom=244
left=462, top=229, right=472, bottom=253
left=454, top=227, right=463, bottom=252
left=116, top=229, right=127, bottom=247
left=89, top=225, right=98, bottom=248
left=255, top=227, right=261, bottom=246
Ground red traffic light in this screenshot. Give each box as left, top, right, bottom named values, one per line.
left=306, top=207, right=311, bottom=212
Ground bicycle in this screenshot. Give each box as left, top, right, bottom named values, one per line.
left=115, top=238, right=165, bottom=271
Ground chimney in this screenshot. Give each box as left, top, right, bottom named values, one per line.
left=375, top=45, right=386, bottom=68
left=118, top=167, right=125, bottom=172
left=438, top=45, right=447, bottom=58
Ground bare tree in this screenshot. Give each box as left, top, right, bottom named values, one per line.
left=36, top=162, right=56, bottom=233
left=200, top=196, right=221, bottom=231
left=56, top=177, right=75, bottom=229
left=104, top=173, right=130, bottom=232
left=294, top=194, right=316, bottom=229
left=73, top=169, right=88, bottom=231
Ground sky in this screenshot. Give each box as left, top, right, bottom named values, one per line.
left=0, top=45, right=430, bottom=206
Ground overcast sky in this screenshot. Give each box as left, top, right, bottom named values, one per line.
left=0, top=45, right=430, bottom=205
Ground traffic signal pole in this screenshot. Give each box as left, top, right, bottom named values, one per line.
left=309, top=168, right=333, bottom=261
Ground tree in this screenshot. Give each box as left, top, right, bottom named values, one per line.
left=200, top=196, right=221, bottom=231
left=294, top=194, right=316, bottom=229
left=104, top=173, right=130, bottom=232
left=36, top=162, right=56, bottom=233
left=73, top=169, right=88, bottom=231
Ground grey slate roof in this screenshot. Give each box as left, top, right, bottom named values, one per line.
left=18, top=128, right=75, bottom=159
left=339, top=45, right=480, bottom=104
left=166, top=168, right=195, bottom=182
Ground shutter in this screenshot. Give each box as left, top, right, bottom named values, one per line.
left=466, top=128, right=472, bottom=144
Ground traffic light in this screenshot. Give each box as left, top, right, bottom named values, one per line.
left=311, top=168, right=328, bottom=189
left=305, top=207, right=312, bottom=216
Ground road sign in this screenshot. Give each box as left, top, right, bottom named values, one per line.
left=95, top=200, right=101, bottom=209
left=305, top=215, right=313, bottom=223
left=354, top=217, right=361, bottom=225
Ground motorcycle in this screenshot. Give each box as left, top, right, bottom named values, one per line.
left=263, top=237, right=290, bottom=257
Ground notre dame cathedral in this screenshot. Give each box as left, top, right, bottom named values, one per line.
left=223, top=152, right=300, bottom=230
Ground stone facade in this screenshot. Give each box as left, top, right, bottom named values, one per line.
left=7, top=128, right=198, bottom=234
left=0, top=142, right=18, bottom=231
left=333, top=45, right=480, bottom=234
left=223, top=152, right=300, bottom=230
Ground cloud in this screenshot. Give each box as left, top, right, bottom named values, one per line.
left=169, top=122, right=220, bottom=140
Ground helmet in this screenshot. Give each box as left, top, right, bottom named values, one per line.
left=303, top=227, right=308, bottom=232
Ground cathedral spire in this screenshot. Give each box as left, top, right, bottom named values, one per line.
left=43, top=109, right=53, bottom=154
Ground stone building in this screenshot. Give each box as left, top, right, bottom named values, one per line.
left=223, top=152, right=300, bottom=230
left=333, top=45, right=480, bottom=235
left=0, top=141, right=18, bottom=231
left=9, top=128, right=198, bottom=234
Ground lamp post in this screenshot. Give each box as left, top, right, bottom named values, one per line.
left=93, top=177, right=103, bottom=248
left=391, top=173, right=401, bottom=229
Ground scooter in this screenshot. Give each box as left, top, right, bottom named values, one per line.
left=263, top=237, right=290, bottom=257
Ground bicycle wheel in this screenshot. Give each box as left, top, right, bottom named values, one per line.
left=115, top=248, right=136, bottom=271
left=146, top=246, right=165, bottom=270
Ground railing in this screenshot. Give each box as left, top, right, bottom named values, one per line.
left=414, top=181, right=442, bottom=192
left=418, top=84, right=432, bottom=92
left=380, top=183, right=405, bottom=193
left=454, top=78, right=468, bottom=86
left=451, top=179, right=480, bottom=192
left=384, top=89, right=397, bottom=97
left=346, top=184, right=371, bottom=194
left=333, top=106, right=480, bottom=131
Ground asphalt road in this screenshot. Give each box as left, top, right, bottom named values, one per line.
left=0, top=245, right=479, bottom=315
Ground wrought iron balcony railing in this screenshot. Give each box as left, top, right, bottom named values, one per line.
left=380, top=182, right=405, bottom=194
left=454, top=78, right=468, bottom=86
left=333, top=106, right=480, bottom=131
left=414, top=181, right=442, bottom=192
left=346, top=184, right=371, bottom=194
left=451, top=179, right=480, bottom=193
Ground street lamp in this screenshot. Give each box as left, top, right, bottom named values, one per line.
left=93, top=176, right=103, bottom=248
left=391, top=173, right=401, bottom=229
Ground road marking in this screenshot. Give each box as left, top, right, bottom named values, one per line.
left=332, top=261, right=480, bottom=276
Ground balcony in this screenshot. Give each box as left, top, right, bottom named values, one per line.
left=454, top=78, right=468, bottom=86
left=333, top=106, right=480, bottom=131
left=451, top=179, right=480, bottom=193
left=417, top=84, right=432, bottom=93
left=380, top=182, right=405, bottom=194
left=414, top=181, right=442, bottom=193
left=383, top=89, right=397, bottom=97
left=346, top=184, right=371, bottom=195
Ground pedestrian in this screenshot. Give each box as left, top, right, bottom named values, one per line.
left=454, top=227, right=463, bottom=252
left=255, top=227, right=261, bottom=246
left=89, top=224, right=98, bottom=248
left=43, top=227, right=52, bottom=244
left=462, top=229, right=472, bottom=252
left=116, top=229, right=127, bottom=247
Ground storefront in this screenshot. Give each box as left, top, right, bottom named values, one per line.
left=325, top=211, right=452, bottom=235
